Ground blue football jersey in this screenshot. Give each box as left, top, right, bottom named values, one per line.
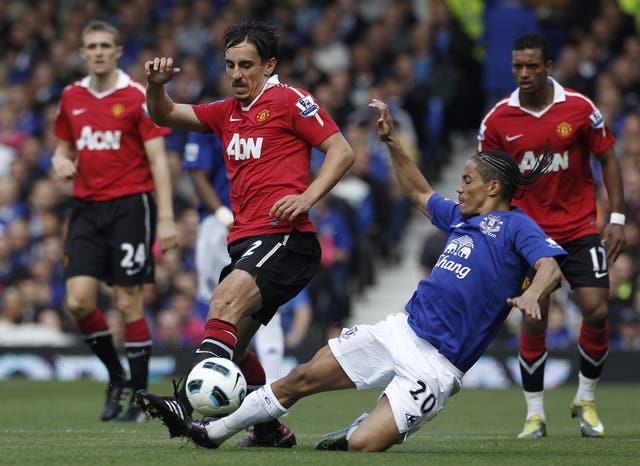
left=406, top=194, right=567, bottom=372
left=183, top=131, right=231, bottom=217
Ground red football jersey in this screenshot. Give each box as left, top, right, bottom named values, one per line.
left=477, top=78, right=615, bottom=243
left=54, top=70, right=170, bottom=201
left=193, top=76, right=340, bottom=244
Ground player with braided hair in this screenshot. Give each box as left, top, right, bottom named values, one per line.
left=473, top=144, right=552, bottom=201
left=170, top=99, right=567, bottom=452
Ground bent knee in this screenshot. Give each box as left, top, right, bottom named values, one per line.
left=581, top=300, right=608, bottom=327
left=348, top=431, right=397, bottom=452
left=65, top=295, right=95, bottom=318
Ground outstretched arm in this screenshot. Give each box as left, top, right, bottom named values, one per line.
left=144, top=57, right=208, bottom=132
left=507, top=257, right=562, bottom=320
left=369, top=99, right=435, bottom=219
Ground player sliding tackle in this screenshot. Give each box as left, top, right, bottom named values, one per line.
left=180, top=99, right=567, bottom=451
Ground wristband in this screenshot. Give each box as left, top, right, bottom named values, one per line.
left=610, top=212, right=625, bottom=225
left=215, top=206, right=234, bottom=227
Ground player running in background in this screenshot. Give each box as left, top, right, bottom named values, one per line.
left=477, top=33, right=625, bottom=438
left=52, top=20, right=177, bottom=422
left=136, top=20, right=354, bottom=447
left=174, top=98, right=567, bottom=452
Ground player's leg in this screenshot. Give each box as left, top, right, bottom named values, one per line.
left=562, top=234, right=609, bottom=437
left=108, top=193, right=157, bottom=422
left=112, top=284, right=151, bottom=422
left=138, top=231, right=320, bottom=441
left=518, top=294, right=550, bottom=438
left=134, top=270, right=260, bottom=436
left=195, top=215, right=232, bottom=303
left=66, top=275, right=130, bottom=421
left=315, top=313, right=462, bottom=452
left=253, top=312, right=285, bottom=383
left=190, top=344, right=355, bottom=449
left=571, top=286, right=608, bottom=438
left=232, top=315, right=296, bottom=447
left=231, top=232, right=321, bottom=447
left=347, top=396, right=401, bottom=451
left=64, top=202, right=128, bottom=421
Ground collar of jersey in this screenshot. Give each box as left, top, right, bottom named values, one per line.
left=508, top=77, right=566, bottom=117
left=79, top=69, right=130, bottom=99
left=240, top=74, right=280, bottom=111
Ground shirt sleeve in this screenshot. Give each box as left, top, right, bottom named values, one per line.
left=53, top=95, right=71, bottom=142
left=286, top=89, right=340, bottom=148
left=137, top=101, right=171, bottom=140
left=192, top=101, right=225, bottom=136
left=584, top=106, right=615, bottom=155
left=427, top=193, right=460, bottom=233
left=512, top=214, right=568, bottom=266
left=477, top=116, right=504, bottom=152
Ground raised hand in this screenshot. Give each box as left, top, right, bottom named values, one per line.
left=368, top=98, right=394, bottom=142
left=144, top=57, right=181, bottom=85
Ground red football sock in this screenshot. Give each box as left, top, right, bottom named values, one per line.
left=519, top=331, right=547, bottom=364
left=75, top=308, right=108, bottom=335
left=579, top=322, right=609, bottom=361
left=201, top=318, right=238, bottom=359
left=239, top=350, right=266, bottom=388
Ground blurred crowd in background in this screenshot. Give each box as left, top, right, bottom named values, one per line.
left=1, top=0, right=640, bottom=360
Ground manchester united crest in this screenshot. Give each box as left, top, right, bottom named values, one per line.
left=256, top=108, right=270, bottom=122
left=111, top=103, right=125, bottom=117
left=556, top=121, right=572, bottom=137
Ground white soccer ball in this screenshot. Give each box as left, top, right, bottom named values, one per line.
left=186, top=357, right=247, bottom=416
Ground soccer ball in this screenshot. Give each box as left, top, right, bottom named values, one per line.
left=186, top=357, right=247, bottom=416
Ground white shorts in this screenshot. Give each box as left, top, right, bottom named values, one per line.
left=328, top=313, right=463, bottom=436
left=195, top=214, right=231, bottom=302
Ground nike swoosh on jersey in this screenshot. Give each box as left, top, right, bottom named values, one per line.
left=505, top=134, right=523, bottom=142
left=594, top=272, right=608, bottom=278
left=72, top=108, right=87, bottom=116
left=229, top=115, right=242, bottom=121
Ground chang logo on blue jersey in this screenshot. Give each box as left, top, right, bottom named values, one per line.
left=435, top=235, right=474, bottom=279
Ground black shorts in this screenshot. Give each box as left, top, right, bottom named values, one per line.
left=64, top=192, right=157, bottom=286
left=523, top=233, right=608, bottom=291
left=220, top=229, right=321, bottom=324
left=559, top=234, right=609, bottom=289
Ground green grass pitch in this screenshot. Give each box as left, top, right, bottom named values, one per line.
left=1, top=380, right=639, bottom=465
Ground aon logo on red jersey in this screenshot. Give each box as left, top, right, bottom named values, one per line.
left=519, top=150, right=569, bottom=173
left=226, top=133, right=263, bottom=160
left=76, top=126, right=122, bottom=150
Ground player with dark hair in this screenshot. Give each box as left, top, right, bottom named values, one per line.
left=165, top=98, right=567, bottom=452
left=52, top=20, right=177, bottom=422
left=135, top=20, right=355, bottom=447
left=477, top=32, right=625, bottom=438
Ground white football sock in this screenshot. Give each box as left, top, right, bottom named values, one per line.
left=205, top=384, right=288, bottom=442
left=523, top=390, right=545, bottom=421
left=575, top=372, right=598, bottom=402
